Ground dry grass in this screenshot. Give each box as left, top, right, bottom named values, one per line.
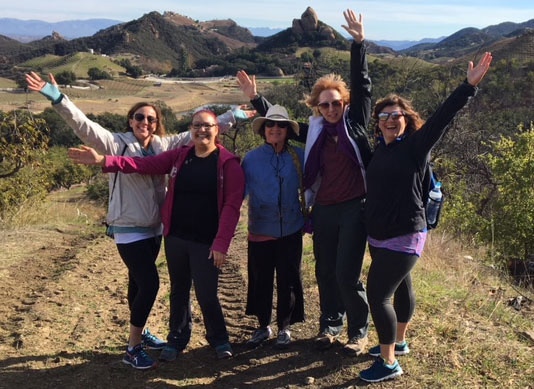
left=300, top=230, right=534, bottom=387
left=0, top=76, right=247, bottom=115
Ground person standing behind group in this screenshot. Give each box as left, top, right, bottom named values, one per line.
left=25, top=72, right=248, bottom=369
left=68, top=109, right=246, bottom=361
left=238, top=9, right=373, bottom=356
left=241, top=105, right=305, bottom=350
left=360, top=52, right=493, bottom=383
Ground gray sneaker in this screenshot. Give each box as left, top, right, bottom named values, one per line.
left=343, top=336, right=368, bottom=357
left=246, top=326, right=273, bottom=348
left=314, top=331, right=339, bottom=350
left=275, top=329, right=291, bottom=349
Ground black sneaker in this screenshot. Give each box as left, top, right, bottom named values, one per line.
left=275, top=329, right=291, bottom=349
left=215, top=343, right=233, bottom=359
left=159, top=345, right=180, bottom=362
left=246, top=326, right=273, bottom=348
left=141, top=328, right=167, bottom=350
left=122, top=344, right=157, bottom=370
left=368, top=341, right=410, bottom=357
left=359, top=357, right=403, bottom=383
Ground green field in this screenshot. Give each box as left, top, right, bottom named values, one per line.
left=19, top=52, right=125, bottom=78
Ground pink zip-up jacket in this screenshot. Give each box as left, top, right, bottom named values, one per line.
left=102, top=144, right=245, bottom=254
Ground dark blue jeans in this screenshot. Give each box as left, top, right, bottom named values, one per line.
left=312, top=197, right=369, bottom=339
left=164, top=235, right=229, bottom=350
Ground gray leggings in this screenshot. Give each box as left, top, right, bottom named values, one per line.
left=367, top=245, right=418, bottom=344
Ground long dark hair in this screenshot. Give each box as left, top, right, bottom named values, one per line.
left=372, top=94, right=424, bottom=140
left=126, top=102, right=166, bottom=136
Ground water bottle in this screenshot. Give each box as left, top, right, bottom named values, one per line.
left=426, top=182, right=443, bottom=226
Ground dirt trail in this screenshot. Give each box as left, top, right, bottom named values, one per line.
left=1, top=215, right=376, bottom=389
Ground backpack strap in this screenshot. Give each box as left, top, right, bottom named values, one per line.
left=109, top=143, right=128, bottom=202
left=286, top=144, right=308, bottom=216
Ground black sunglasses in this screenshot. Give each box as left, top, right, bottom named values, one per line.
left=133, top=113, right=158, bottom=124
left=317, top=100, right=343, bottom=110
left=265, top=120, right=289, bottom=129
left=377, top=111, right=405, bottom=121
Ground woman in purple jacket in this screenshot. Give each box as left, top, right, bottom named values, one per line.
left=68, top=109, right=245, bottom=361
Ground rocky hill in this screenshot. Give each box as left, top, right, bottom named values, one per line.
left=0, top=8, right=532, bottom=76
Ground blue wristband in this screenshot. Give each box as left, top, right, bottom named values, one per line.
left=40, top=82, right=62, bottom=104
left=232, top=109, right=249, bottom=121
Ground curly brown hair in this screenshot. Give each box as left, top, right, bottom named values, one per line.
left=305, top=73, right=350, bottom=117
left=372, top=94, right=425, bottom=140
left=126, top=102, right=166, bottom=136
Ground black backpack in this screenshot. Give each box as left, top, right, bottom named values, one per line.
left=423, top=162, right=443, bottom=230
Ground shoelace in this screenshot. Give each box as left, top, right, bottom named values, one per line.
left=144, top=333, right=159, bottom=343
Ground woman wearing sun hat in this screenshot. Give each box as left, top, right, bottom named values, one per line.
left=237, top=9, right=373, bottom=356
left=242, top=105, right=306, bottom=349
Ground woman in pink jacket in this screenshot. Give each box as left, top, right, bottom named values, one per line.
left=69, top=109, right=245, bottom=361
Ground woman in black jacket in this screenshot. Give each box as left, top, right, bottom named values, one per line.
left=360, top=51, right=493, bottom=383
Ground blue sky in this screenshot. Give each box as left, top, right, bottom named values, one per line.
left=5, top=1, right=534, bottom=40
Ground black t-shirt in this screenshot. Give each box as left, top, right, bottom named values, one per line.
left=170, top=148, right=219, bottom=244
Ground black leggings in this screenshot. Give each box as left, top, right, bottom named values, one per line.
left=117, top=236, right=161, bottom=328
left=367, top=245, right=418, bottom=344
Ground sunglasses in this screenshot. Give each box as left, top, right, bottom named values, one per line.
left=191, top=123, right=218, bottom=130
left=133, top=113, right=158, bottom=124
left=265, top=120, right=290, bottom=129
left=317, top=100, right=343, bottom=110
left=378, top=111, right=405, bottom=121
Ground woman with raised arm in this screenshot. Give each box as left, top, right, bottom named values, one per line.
left=25, top=72, right=248, bottom=369
left=237, top=9, right=373, bottom=357
left=68, top=109, right=245, bottom=361
left=360, top=52, right=493, bottom=383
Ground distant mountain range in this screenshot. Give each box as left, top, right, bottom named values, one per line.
left=0, top=18, right=123, bottom=42
left=0, top=17, right=443, bottom=50
left=0, top=8, right=532, bottom=79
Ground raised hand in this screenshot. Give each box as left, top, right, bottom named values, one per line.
left=25, top=71, right=62, bottom=102
left=342, top=9, right=365, bottom=44
left=467, top=52, right=493, bottom=87
left=233, top=105, right=257, bottom=121
left=25, top=72, right=57, bottom=91
left=68, top=145, right=105, bottom=166
left=236, top=70, right=257, bottom=100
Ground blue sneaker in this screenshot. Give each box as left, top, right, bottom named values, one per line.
left=368, top=341, right=410, bottom=357
left=359, top=357, right=403, bottom=383
left=142, top=328, right=167, bottom=350
left=122, top=344, right=156, bottom=370
left=215, top=343, right=233, bottom=359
